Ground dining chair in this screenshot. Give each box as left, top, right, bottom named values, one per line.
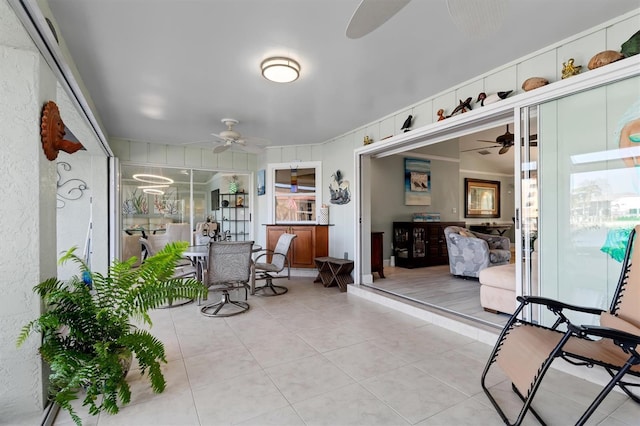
left=200, top=241, right=254, bottom=317
left=253, top=233, right=297, bottom=296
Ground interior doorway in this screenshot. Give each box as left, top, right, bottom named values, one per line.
left=363, top=120, right=524, bottom=328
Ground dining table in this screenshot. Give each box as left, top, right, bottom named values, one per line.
left=184, top=243, right=262, bottom=295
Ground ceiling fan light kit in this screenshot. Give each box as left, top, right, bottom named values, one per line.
left=261, top=57, right=300, bottom=83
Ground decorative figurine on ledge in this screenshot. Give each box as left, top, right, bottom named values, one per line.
left=401, top=114, right=413, bottom=132
left=588, top=50, right=624, bottom=70
left=437, top=109, right=447, bottom=121
left=448, top=97, right=473, bottom=117
left=363, top=135, right=373, bottom=145
left=561, top=58, right=582, bottom=79
left=522, top=77, right=549, bottom=91
left=621, top=29, right=640, bottom=57
left=476, top=90, right=512, bottom=106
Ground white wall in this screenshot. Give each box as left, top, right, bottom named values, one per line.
left=56, top=151, right=109, bottom=279
left=0, top=0, right=56, bottom=420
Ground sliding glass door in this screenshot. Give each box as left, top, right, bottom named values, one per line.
left=523, top=76, right=640, bottom=327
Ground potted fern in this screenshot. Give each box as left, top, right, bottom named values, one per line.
left=17, top=242, right=207, bottom=425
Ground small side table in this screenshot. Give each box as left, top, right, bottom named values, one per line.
left=314, top=256, right=354, bottom=292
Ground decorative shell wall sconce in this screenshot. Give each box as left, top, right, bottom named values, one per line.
left=40, top=101, right=85, bottom=161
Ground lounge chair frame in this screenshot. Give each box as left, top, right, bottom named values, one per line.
left=481, top=226, right=640, bottom=425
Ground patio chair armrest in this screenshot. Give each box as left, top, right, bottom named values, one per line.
left=517, top=296, right=604, bottom=315
left=254, top=250, right=275, bottom=263
left=569, top=324, right=640, bottom=347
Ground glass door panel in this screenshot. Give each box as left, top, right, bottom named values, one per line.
left=531, top=76, right=640, bottom=328
left=517, top=106, right=540, bottom=323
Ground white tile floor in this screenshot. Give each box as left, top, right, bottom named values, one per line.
left=54, top=278, right=639, bottom=426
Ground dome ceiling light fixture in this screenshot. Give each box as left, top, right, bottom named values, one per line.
left=132, top=174, right=174, bottom=184
left=261, top=57, right=300, bottom=83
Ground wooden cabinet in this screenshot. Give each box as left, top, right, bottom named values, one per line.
left=371, top=232, right=385, bottom=278
left=393, top=222, right=464, bottom=268
left=266, top=225, right=329, bottom=268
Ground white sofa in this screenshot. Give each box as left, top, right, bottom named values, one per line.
left=479, top=242, right=538, bottom=315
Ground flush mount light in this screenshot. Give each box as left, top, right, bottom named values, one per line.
left=261, top=57, right=300, bottom=83
left=142, top=188, right=165, bottom=195
left=132, top=174, right=174, bottom=184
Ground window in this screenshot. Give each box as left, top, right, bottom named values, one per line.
left=269, top=162, right=321, bottom=223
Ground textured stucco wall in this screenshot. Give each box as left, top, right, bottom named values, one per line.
left=0, top=0, right=58, bottom=422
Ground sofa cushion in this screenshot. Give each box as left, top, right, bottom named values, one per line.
left=479, top=263, right=515, bottom=291
left=489, top=249, right=510, bottom=264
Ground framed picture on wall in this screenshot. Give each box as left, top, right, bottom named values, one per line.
left=465, top=178, right=500, bottom=218
left=404, top=158, right=431, bottom=205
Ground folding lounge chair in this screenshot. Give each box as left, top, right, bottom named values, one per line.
left=481, top=225, right=640, bottom=426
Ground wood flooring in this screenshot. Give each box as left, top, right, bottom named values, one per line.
left=366, top=265, right=510, bottom=327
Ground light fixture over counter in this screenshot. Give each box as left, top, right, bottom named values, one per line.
left=132, top=174, right=174, bottom=184
left=261, top=57, right=300, bottom=83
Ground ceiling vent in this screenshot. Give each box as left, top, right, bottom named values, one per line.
left=478, top=150, right=492, bottom=155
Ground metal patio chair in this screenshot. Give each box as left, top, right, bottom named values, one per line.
left=253, top=233, right=297, bottom=296
left=200, top=241, right=254, bottom=317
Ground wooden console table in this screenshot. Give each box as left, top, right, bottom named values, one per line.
left=313, top=257, right=354, bottom=292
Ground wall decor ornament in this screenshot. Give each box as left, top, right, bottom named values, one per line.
left=40, top=101, right=85, bottom=161
left=329, top=170, right=351, bottom=205
left=56, top=162, right=89, bottom=209
left=404, top=158, right=431, bottom=206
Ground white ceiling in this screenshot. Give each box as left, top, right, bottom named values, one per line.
left=47, top=0, right=638, bottom=153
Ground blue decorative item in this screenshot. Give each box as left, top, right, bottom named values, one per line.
left=601, top=227, right=633, bottom=262
left=82, top=270, right=93, bottom=289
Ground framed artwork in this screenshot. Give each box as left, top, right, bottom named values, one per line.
left=465, top=178, right=500, bottom=218
left=404, top=158, right=431, bottom=205
left=257, top=169, right=265, bottom=196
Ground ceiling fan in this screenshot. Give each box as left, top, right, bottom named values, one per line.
left=469, top=124, right=538, bottom=155
left=346, top=0, right=509, bottom=39
left=183, top=118, right=269, bottom=154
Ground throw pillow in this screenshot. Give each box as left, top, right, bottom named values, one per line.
left=459, top=229, right=476, bottom=238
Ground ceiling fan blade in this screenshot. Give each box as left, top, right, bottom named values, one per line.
left=213, top=144, right=230, bottom=154
left=346, top=0, right=411, bottom=39
left=477, top=139, right=501, bottom=144
left=461, top=145, right=499, bottom=153
left=498, top=145, right=511, bottom=155
left=211, top=133, right=228, bottom=143
left=179, top=139, right=212, bottom=146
